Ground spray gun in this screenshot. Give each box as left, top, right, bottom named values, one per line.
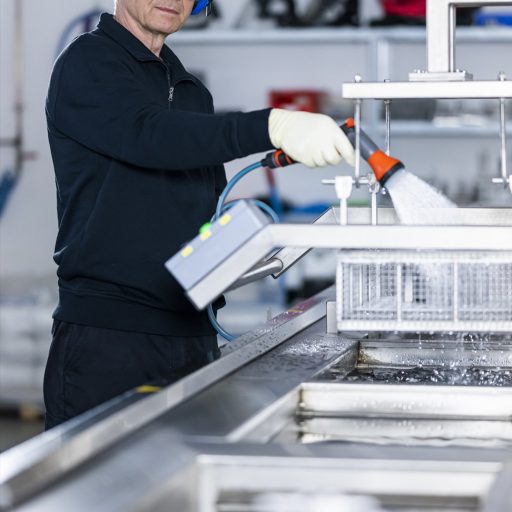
left=261, top=118, right=404, bottom=188
left=340, top=118, right=404, bottom=187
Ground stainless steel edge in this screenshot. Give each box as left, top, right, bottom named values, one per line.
left=269, top=224, right=512, bottom=250
left=270, top=207, right=512, bottom=278
left=342, top=80, right=512, bottom=99
left=189, top=209, right=512, bottom=309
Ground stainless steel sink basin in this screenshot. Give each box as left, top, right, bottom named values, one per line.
left=229, top=339, right=512, bottom=449
left=297, top=340, right=512, bottom=448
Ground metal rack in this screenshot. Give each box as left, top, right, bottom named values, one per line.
left=337, top=250, right=512, bottom=332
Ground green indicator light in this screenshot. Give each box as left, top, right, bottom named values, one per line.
left=199, top=222, right=212, bottom=234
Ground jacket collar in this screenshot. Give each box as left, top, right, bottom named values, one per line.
left=97, top=13, right=199, bottom=84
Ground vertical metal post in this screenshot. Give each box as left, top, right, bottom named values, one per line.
left=358, top=267, right=364, bottom=307
left=326, top=301, right=338, bottom=334
left=349, top=268, right=354, bottom=312
left=337, top=264, right=344, bottom=326
left=371, top=190, right=378, bottom=225
left=384, top=96, right=391, bottom=156
left=375, top=265, right=381, bottom=302
left=453, top=262, right=459, bottom=322
left=426, top=0, right=512, bottom=76
left=354, top=75, right=362, bottom=188
left=340, top=198, right=348, bottom=226
left=499, top=72, right=508, bottom=187
left=396, top=263, right=402, bottom=322
left=448, top=4, right=456, bottom=72
left=384, top=105, right=391, bottom=156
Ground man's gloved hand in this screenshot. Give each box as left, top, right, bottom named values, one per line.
left=268, top=108, right=356, bottom=168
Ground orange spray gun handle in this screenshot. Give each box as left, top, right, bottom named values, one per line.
left=262, top=118, right=404, bottom=186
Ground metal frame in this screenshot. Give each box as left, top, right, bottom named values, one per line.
left=343, top=79, right=512, bottom=99
left=336, top=249, right=512, bottom=333
left=187, top=209, right=512, bottom=309
left=426, top=0, right=512, bottom=76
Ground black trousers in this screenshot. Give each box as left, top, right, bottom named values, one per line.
left=43, top=320, right=220, bottom=430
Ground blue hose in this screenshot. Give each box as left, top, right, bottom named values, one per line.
left=217, top=199, right=280, bottom=224
left=209, top=161, right=280, bottom=341
left=215, top=162, right=263, bottom=219
left=207, top=304, right=235, bottom=341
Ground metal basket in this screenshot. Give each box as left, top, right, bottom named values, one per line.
left=336, top=250, right=512, bottom=332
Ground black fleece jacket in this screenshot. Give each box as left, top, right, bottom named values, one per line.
left=46, top=13, right=273, bottom=336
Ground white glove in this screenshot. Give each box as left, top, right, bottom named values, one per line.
left=268, top=108, right=355, bottom=168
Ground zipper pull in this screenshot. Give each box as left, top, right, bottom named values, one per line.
left=168, top=86, right=175, bottom=103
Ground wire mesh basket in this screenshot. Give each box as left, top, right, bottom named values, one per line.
left=336, top=250, right=512, bottom=332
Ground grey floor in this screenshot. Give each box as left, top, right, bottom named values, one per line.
left=0, top=416, right=44, bottom=453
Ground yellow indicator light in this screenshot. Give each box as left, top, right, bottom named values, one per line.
left=181, top=245, right=193, bottom=258
left=219, top=213, right=231, bottom=226
left=136, top=385, right=161, bottom=393
left=200, top=230, right=212, bottom=241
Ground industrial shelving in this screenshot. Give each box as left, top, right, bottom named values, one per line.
left=170, top=25, right=512, bottom=203
left=172, top=26, right=512, bottom=137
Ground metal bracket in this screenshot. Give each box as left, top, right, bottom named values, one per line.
left=422, top=0, right=512, bottom=80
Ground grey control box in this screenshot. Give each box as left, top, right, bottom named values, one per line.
left=165, top=200, right=270, bottom=291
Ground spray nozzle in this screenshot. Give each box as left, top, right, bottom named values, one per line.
left=340, top=118, right=404, bottom=186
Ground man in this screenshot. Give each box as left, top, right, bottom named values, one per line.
left=44, top=0, right=355, bottom=429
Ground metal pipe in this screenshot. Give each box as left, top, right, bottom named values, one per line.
left=226, top=257, right=283, bottom=291
left=371, top=188, right=378, bottom=225
left=384, top=98, right=391, bottom=156
left=354, top=75, right=362, bottom=187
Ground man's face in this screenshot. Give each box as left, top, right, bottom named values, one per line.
left=116, top=0, right=195, bottom=36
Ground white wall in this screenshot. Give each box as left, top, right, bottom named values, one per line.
left=0, top=0, right=114, bottom=284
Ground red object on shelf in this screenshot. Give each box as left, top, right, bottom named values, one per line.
left=381, top=0, right=426, bottom=18
left=269, top=90, right=323, bottom=113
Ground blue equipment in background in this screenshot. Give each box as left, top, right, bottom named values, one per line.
left=0, top=170, right=18, bottom=219
left=192, top=0, right=213, bottom=15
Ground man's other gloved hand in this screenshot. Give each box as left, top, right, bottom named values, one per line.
left=268, top=108, right=356, bottom=168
